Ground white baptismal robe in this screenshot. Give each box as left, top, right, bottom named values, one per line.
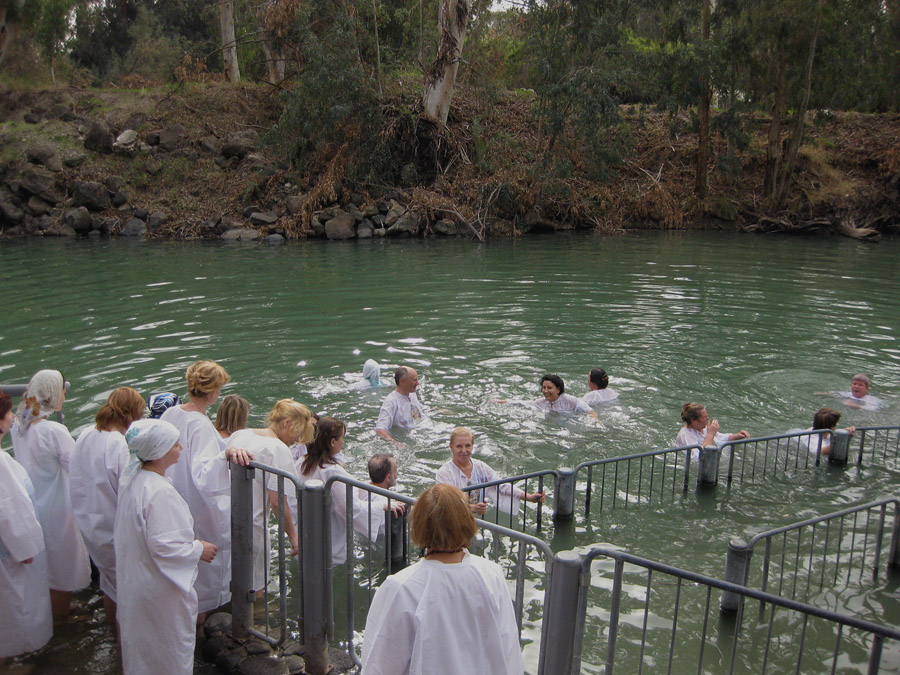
left=674, top=426, right=731, bottom=461
left=583, top=388, right=619, bottom=404
left=375, top=391, right=426, bottom=432
left=533, top=393, right=592, bottom=413
left=115, top=469, right=203, bottom=675
left=361, top=552, right=525, bottom=675
left=69, top=426, right=129, bottom=602
left=435, top=458, right=523, bottom=515
left=227, top=429, right=298, bottom=589
left=0, top=450, right=53, bottom=659
left=10, top=419, right=91, bottom=591
left=160, top=406, right=232, bottom=612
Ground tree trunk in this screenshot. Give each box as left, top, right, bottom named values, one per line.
left=261, top=40, right=285, bottom=86
left=0, top=5, right=22, bottom=68
left=774, top=0, right=824, bottom=209
left=219, top=0, right=241, bottom=83
left=695, top=0, right=711, bottom=200
left=763, top=52, right=786, bottom=204
left=421, top=0, right=469, bottom=126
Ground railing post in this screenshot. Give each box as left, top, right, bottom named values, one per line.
left=300, top=480, right=330, bottom=675
left=230, top=463, right=255, bottom=640
left=554, top=467, right=576, bottom=522
left=697, top=445, right=720, bottom=487
left=386, top=510, right=406, bottom=572
left=829, top=429, right=850, bottom=465
left=721, top=538, right=751, bottom=614
left=538, top=550, right=585, bottom=675
left=889, top=503, right=900, bottom=569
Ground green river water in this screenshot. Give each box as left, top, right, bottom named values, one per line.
left=1, top=232, right=898, bottom=673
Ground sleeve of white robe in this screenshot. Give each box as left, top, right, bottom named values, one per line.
left=51, top=424, right=76, bottom=473
left=188, top=429, right=231, bottom=497
left=375, top=395, right=398, bottom=432
left=0, top=466, right=45, bottom=563
left=329, top=466, right=376, bottom=540
left=573, top=397, right=592, bottom=414
left=145, top=495, right=204, bottom=595
left=360, top=575, right=414, bottom=674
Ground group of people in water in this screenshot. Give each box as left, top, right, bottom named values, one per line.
left=0, top=360, right=881, bottom=673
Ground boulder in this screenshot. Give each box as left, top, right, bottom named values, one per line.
left=388, top=211, right=420, bottom=236
left=199, top=135, right=220, bottom=154
left=158, top=124, right=186, bottom=152
left=215, top=156, right=239, bottom=170
left=384, top=200, right=405, bottom=227
left=285, top=195, right=305, bottom=216
left=145, top=131, right=160, bottom=146
left=325, top=213, right=356, bottom=240
left=104, top=176, right=124, bottom=193
left=248, top=211, right=277, bottom=226
left=112, top=191, right=129, bottom=207
left=309, top=216, right=325, bottom=238
left=357, top=220, right=373, bottom=239
left=145, top=158, right=162, bottom=176
left=363, top=204, right=379, bottom=217
left=23, top=112, right=41, bottom=124
left=84, top=121, right=114, bottom=154
left=203, top=612, right=232, bottom=638
left=222, top=129, right=259, bottom=159
left=26, top=144, right=58, bottom=166
left=26, top=196, right=52, bottom=216
left=63, top=155, right=86, bottom=168
left=237, top=656, right=288, bottom=675
left=133, top=208, right=149, bottom=220
left=113, top=129, right=139, bottom=155
left=19, top=165, right=62, bottom=204
left=0, top=201, right=24, bottom=224
left=433, top=218, right=461, bottom=236
left=72, top=181, right=111, bottom=211
left=265, top=233, right=285, bottom=244
left=147, top=212, right=166, bottom=230
left=64, top=206, right=93, bottom=233
left=120, top=218, right=146, bottom=237
left=46, top=103, right=68, bottom=120
left=349, top=192, right=365, bottom=207
left=220, top=227, right=260, bottom=241
left=45, top=222, right=77, bottom=237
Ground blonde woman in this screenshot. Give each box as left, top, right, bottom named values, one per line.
left=10, top=369, right=90, bottom=617
left=226, top=399, right=313, bottom=590
left=215, top=394, right=250, bottom=441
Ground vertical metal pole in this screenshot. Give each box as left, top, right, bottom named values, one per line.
left=888, top=502, right=900, bottom=569
left=537, top=550, right=585, bottom=675
left=554, top=467, right=576, bottom=522
left=300, top=480, right=330, bottom=675
left=698, top=445, right=720, bottom=487
left=721, top=538, right=751, bottom=614
left=387, top=510, right=406, bottom=571
left=829, top=429, right=850, bottom=465
left=605, top=558, right=625, bottom=675
left=230, top=463, right=255, bottom=640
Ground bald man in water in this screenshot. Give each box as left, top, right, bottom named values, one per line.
left=375, top=366, right=427, bottom=443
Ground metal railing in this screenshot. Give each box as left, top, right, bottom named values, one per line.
left=852, top=426, right=900, bottom=467
left=457, top=469, right=555, bottom=530
left=721, top=429, right=843, bottom=481
left=723, top=497, right=900, bottom=610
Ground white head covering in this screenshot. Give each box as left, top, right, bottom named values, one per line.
left=126, top=419, right=180, bottom=462
left=16, top=369, right=64, bottom=428
left=363, top=359, right=381, bottom=386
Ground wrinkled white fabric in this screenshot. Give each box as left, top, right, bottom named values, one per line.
left=435, top=458, right=523, bottom=515
left=115, top=469, right=203, bottom=675
left=0, top=450, right=53, bottom=659
left=126, top=418, right=180, bottom=462
left=10, top=419, right=91, bottom=591
left=376, top=390, right=426, bottom=431
left=361, top=551, right=524, bottom=675
left=674, top=426, right=732, bottom=461
left=160, top=405, right=231, bottom=612
left=583, top=388, right=619, bottom=404
left=831, top=391, right=882, bottom=412
left=532, top=393, right=592, bottom=413
left=69, top=427, right=129, bottom=602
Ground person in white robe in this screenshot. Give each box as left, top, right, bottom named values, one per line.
left=298, top=417, right=377, bottom=565
left=357, top=454, right=405, bottom=540
left=214, top=394, right=250, bottom=442
left=70, top=386, right=145, bottom=624
left=829, top=373, right=882, bottom=411
left=675, top=403, right=750, bottom=460
left=361, top=483, right=524, bottom=675
left=534, top=374, right=597, bottom=418
left=435, top=427, right=544, bottom=517
left=115, top=418, right=219, bottom=675
left=375, top=366, right=427, bottom=443
left=10, top=369, right=90, bottom=617
left=225, top=399, right=314, bottom=591
left=799, top=407, right=855, bottom=457
left=583, top=367, right=619, bottom=405
left=0, top=390, right=52, bottom=664
left=350, top=359, right=388, bottom=390
left=159, top=359, right=235, bottom=614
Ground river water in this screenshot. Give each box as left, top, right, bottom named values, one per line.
left=1, top=232, right=898, bottom=672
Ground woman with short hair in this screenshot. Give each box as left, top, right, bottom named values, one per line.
left=534, top=374, right=595, bottom=416
left=69, top=386, right=145, bottom=624
left=361, top=484, right=524, bottom=675
left=214, top=394, right=250, bottom=441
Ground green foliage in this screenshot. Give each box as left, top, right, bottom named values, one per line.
left=104, top=6, right=189, bottom=83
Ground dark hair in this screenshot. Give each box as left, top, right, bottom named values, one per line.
left=96, top=387, right=145, bottom=431
left=812, top=407, right=841, bottom=430
left=368, top=453, right=395, bottom=484
left=681, top=403, right=706, bottom=424
left=393, top=366, right=408, bottom=386
left=540, top=374, right=565, bottom=395
left=0, top=391, right=11, bottom=418
left=411, top=484, right=477, bottom=552
left=301, top=416, right=346, bottom=476
left=589, top=368, right=609, bottom=389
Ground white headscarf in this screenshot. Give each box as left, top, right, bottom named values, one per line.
left=362, top=359, right=381, bottom=386
left=16, top=369, right=64, bottom=428
left=126, top=419, right=180, bottom=462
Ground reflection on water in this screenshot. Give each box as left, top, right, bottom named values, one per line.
left=1, top=233, right=899, bottom=672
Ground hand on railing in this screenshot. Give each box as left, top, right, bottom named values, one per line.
left=728, top=430, right=750, bottom=441
left=200, top=541, right=218, bottom=563
left=526, top=491, right=546, bottom=504
left=469, top=501, right=488, bottom=515
left=385, top=501, right=406, bottom=516
left=225, top=446, right=255, bottom=466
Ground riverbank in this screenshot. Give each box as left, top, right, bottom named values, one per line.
left=1, top=82, right=898, bottom=242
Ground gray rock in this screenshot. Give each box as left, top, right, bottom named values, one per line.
left=145, top=131, right=160, bottom=146
left=242, top=153, right=268, bottom=171
left=220, top=227, right=261, bottom=241
left=201, top=215, right=221, bottom=231
left=434, top=218, right=460, bottom=236
left=203, top=611, right=232, bottom=638
left=3, top=224, right=25, bottom=235
left=26, top=196, right=51, bottom=216
left=84, top=121, right=114, bottom=153
left=0, top=201, right=24, bottom=224
left=373, top=226, right=387, bottom=237
left=248, top=211, right=277, bottom=226
left=374, top=200, right=389, bottom=213
left=325, top=213, right=356, bottom=240
left=202, top=632, right=232, bottom=662
left=112, top=191, right=128, bottom=207
left=64, top=206, right=92, bottom=232
left=133, top=208, right=149, bottom=220
left=46, top=103, right=68, bottom=120
left=113, top=129, right=139, bottom=155
left=363, top=204, right=379, bottom=217
left=27, top=144, right=57, bottom=166
left=215, top=156, right=239, bottom=170
left=309, top=216, right=325, bottom=237
left=46, top=222, right=77, bottom=237
left=389, top=211, right=420, bottom=236
left=147, top=211, right=166, bottom=230
left=238, top=656, right=287, bottom=675
left=121, top=218, right=146, bottom=237
left=243, top=205, right=261, bottom=218
left=72, top=181, right=111, bottom=211
left=245, top=640, right=271, bottom=656
left=199, top=135, right=220, bottom=154
left=145, top=158, right=162, bottom=175
left=371, top=214, right=386, bottom=228
left=349, top=192, right=365, bottom=207
left=284, top=655, right=304, bottom=675
left=34, top=215, right=54, bottom=231
left=63, top=155, right=85, bottom=168
left=346, top=207, right=364, bottom=223
left=87, top=229, right=101, bottom=238
left=20, top=166, right=62, bottom=204
left=104, top=176, right=123, bottom=193
left=384, top=200, right=405, bottom=227
left=171, top=148, right=199, bottom=162
left=23, top=112, right=41, bottom=124
left=216, top=646, right=247, bottom=674
left=222, top=129, right=259, bottom=159
left=265, top=233, right=285, bottom=244
left=158, top=124, right=186, bottom=152
left=285, top=195, right=305, bottom=216
left=357, top=222, right=373, bottom=239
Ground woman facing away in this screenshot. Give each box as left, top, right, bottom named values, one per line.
left=0, top=390, right=53, bottom=666
left=225, top=399, right=313, bottom=591
left=115, top=419, right=219, bottom=675
left=69, top=386, right=145, bottom=626
left=801, top=407, right=855, bottom=457
left=583, top=368, right=619, bottom=405
left=361, top=483, right=525, bottom=675
left=214, top=394, right=250, bottom=442
left=9, top=369, right=91, bottom=618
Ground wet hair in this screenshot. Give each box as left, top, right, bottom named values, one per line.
left=540, top=374, right=565, bottom=395
left=589, top=368, right=609, bottom=389
left=394, top=366, right=409, bottom=386
left=851, top=374, right=871, bottom=386
left=0, top=391, right=12, bottom=418
left=411, top=484, right=478, bottom=552
left=96, top=387, right=145, bottom=431
left=812, top=407, right=841, bottom=430
left=681, top=403, right=706, bottom=424
left=267, top=399, right=315, bottom=446
left=185, top=360, right=231, bottom=399
left=368, top=453, right=395, bottom=484
left=302, top=416, right=346, bottom=476
left=215, top=394, right=250, bottom=436
left=449, top=426, right=475, bottom=445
